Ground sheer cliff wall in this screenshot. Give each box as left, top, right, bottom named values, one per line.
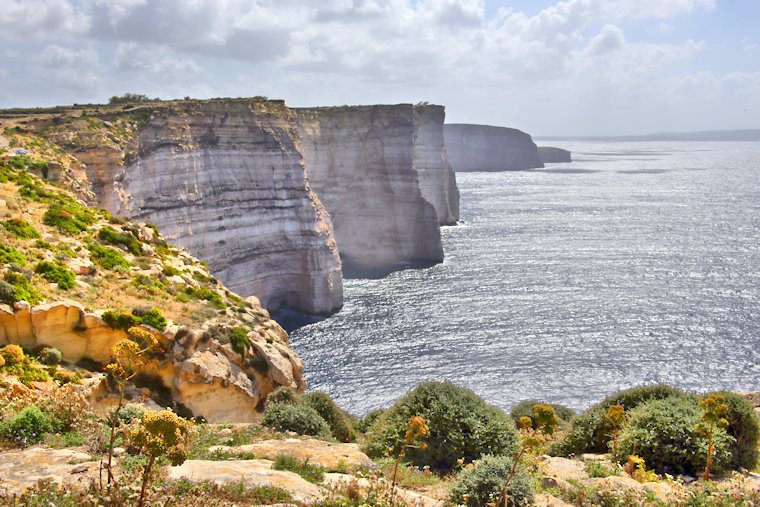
left=295, top=105, right=446, bottom=275
left=444, top=123, right=544, bottom=172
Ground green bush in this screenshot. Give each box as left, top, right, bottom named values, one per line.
left=268, top=386, right=300, bottom=405
left=0, top=406, right=54, bottom=446
left=2, top=218, right=40, bottom=239
left=0, top=244, right=27, bottom=266
left=88, top=244, right=129, bottom=269
left=138, top=307, right=167, bottom=331
left=113, top=403, right=147, bottom=426
left=552, top=384, right=690, bottom=456
left=131, top=274, right=167, bottom=295
left=97, top=226, right=143, bottom=255
left=1, top=271, right=42, bottom=304
left=162, top=265, right=182, bottom=276
left=229, top=327, right=252, bottom=355
left=39, top=347, right=62, bottom=366
left=448, top=454, right=534, bottom=507
left=262, top=402, right=331, bottom=438
left=617, top=396, right=733, bottom=475
left=272, top=455, right=325, bottom=484
left=1, top=344, right=26, bottom=365
left=355, top=407, right=387, bottom=433
left=303, top=391, right=354, bottom=443
left=705, top=392, right=759, bottom=471
left=510, top=400, right=574, bottom=423
left=43, top=203, right=96, bottom=235
left=101, top=310, right=140, bottom=330
left=363, top=382, right=519, bottom=471
left=34, top=261, right=76, bottom=290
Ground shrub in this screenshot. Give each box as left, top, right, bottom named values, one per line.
left=43, top=203, right=96, bottom=235
left=0, top=244, right=26, bottom=266
left=706, top=392, right=759, bottom=471
left=102, top=310, right=140, bottom=330
left=0, top=406, right=54, bottom=446
left=448, top=454, right=534, bottom=507
left=511, top=399, right=574, bottom=423
left=2, top=218, right=40, bottom=239
left=355, top=407, right=387, bottom=433
left=229, top=327, right=252, bottom=355
left=268, top=386, right=300, bottom=405
left=97, top=226, right=143, bottom=255
left=162, top=265, right=181, bottom=277
left=39, top=347, right=62, bottom=366
left=34, top=261, right=76, bottom=290
left=1, top=271, right=42, bottom=304
left=616, top=396, right=733, bottom=475
left=138, top=308, right=167, bottom=331
left=262, top=402, right=331, bottom=438
left=552, top=384, right=690, bottom=456
left=131, top=274, right=167, bottom=295
left=303, top=391, right=354, bottom=443
left=113, top=403, right=147, bottom=426
left=1, top=344, right=26, bottom=365
left=185, top=286, right=226, bottom=309
left=88, top=244, right=130, bottom=269
left=272, top=454, right=325, bottom=483
left=363, top=382, right=519, bottom=471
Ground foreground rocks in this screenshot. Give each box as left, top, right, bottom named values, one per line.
left=0, top=447, right=100, bottom=497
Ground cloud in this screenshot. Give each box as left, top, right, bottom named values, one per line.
left=0, top=0, right=89, bottom=40
left=28, top=45, right=103, bottom=91
left=115, top=42, right=200, bottom=76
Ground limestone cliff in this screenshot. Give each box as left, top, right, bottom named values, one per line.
left=39, top=100, right=343, bottom=314
left=412, top=105, right=460, bottom=225
left=444, top=123, right=544, bottom=171
left=538, top=146, right=573, bottom=163
left=295, top=105, right=444, bottom=275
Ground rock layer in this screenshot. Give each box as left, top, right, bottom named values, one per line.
left=444, top=123, right=544, bottom=171
left=295, top=105, right=443, bottom=275
left=62, top=100, right=343, bottom=314
left=0, top=300, right=304, bottom=423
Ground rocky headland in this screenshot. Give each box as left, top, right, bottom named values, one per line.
left=538, top=146, right=573, bottom=163
left=444, top=123, right=544, bottom=171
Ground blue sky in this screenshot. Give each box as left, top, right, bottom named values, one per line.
left=0, top=0, right=758, bottom=136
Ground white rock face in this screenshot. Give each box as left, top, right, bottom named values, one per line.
left=413, top=105, right=460, bottom=225
left=444, top=123, right=544, bottom=171
left=295, top=105, right=444, bottom=275
left=81, top=100, right=343, bottom=314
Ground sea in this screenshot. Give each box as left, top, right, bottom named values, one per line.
left=288, top=141, right=760, bottom=416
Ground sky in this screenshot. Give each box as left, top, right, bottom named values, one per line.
left=0, top=0, right=758, bottom=136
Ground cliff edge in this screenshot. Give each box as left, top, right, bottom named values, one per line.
left=444, top=123, right=544, bottom=171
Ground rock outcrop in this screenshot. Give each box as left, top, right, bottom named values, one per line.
left=295, top=105, right=444, bottom=275
left=0, top=300, right=304, bottom=423
left=43, top=100, right=343, bottom=314
left=444, top=123, right=544, bottom=171
left=538, top=146, right=572, bottom=163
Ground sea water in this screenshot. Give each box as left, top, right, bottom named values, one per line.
left=289, top=141, right=760, bottom=415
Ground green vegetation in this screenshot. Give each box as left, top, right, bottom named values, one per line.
left=101, top=307, right=167, bottom=332
left=39, top=347, right=62, bottom=366
left=262, top=402, right=331, bottom=438
left=43, top=203, right=97, bottom=235
left=131, top=274, right=167, bottom=295
left=1, top=270, right=42, bottom=305
left=510, top=399, right=574, bottom=423
left=88, top=243, right=130, bottom=269
left=363, top=381, right=519, bottom=471
left=267, top=386, right=299, bottom=405
left=616, top=396, right=732, bottom=475
left=0, top=406, right=54, bottom=446
left=552, top=384, right=690, bottom=456
left=448, top=454, right=534, bottom=507
left=97, top=225, right=143, bottom=255
left=707, top=391, right=759, bottom=471
left=303, top=390, right=355, bottom=443
left=34, top=260, right=76, bottom=290
left=355, top=407, right=387, bottom=433
left=1, top=218, right=40, bottom=239
left=137, top=307, right=168, bottom=331
left=229, top=327, right=252, bottom=356
left=184, top=286, right=226, bottom=309
left=272, top=454, right=325, bottom=483
left=0, top=244, right=27, bottom=266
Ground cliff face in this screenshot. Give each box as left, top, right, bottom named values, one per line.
left=412, top=105, right=460, bottom=225
left=444, top=124, right=544, bottom=171
left=538, top=146, right=573, bottom=163
left=47, top=101, right=343, bottom=314
left=295, top=105, right=444, bottom=275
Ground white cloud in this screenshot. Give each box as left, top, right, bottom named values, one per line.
left=115, top=42, right=200, bottom=77
left=28, top=45, right=103, bottom=91
left=0, top=0, right=89, bottom=40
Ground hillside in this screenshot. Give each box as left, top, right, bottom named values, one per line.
left=0, top=153, right=304, bottom=422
